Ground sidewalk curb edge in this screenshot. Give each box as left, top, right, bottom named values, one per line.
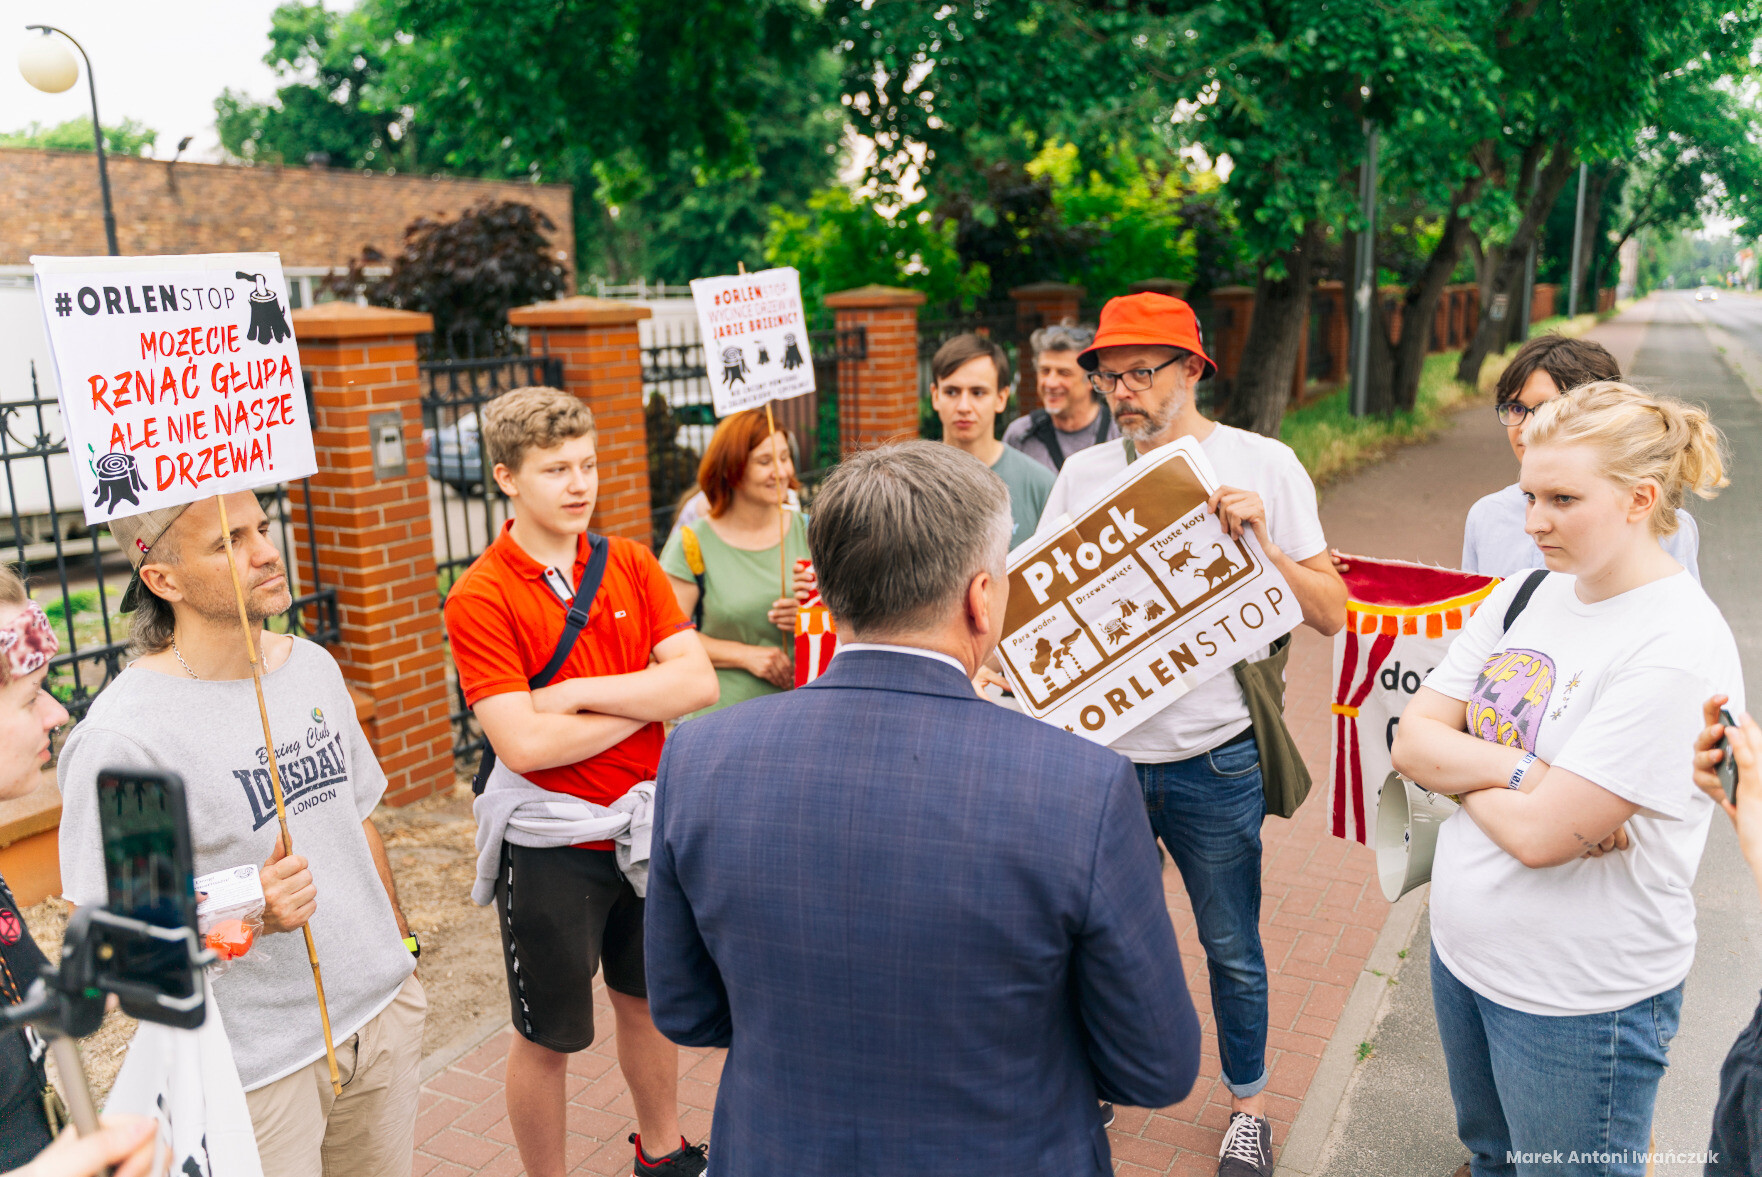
left=1273, top=884, right=1429, bottom=1176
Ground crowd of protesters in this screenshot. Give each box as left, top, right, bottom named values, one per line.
left=0, top=291, right=1757, bottom=1177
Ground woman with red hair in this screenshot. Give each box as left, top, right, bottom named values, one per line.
left=659, top=410, right=809, bottom=718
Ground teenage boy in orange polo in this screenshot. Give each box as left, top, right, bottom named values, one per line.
left=444, top=387, right=717, bottom=1177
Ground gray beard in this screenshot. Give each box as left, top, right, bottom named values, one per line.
left=1116, top=394, right=1182, bottom=442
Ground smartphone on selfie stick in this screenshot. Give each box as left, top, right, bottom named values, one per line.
left=0, top=769, right=212, bottom=1153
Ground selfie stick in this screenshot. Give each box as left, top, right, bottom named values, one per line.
left=214, top=493, right=343, bottom=1095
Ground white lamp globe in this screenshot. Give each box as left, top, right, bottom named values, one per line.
left=18, top=34, right=78, bottom=94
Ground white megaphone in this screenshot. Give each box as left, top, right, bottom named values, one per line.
left=1374, top=771, right=1460, bottom=902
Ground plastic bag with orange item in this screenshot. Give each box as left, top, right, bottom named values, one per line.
left=194, top=863, right=266, bottom=973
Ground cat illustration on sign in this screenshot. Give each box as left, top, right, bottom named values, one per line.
left=1164, top=542, right=1198, bottom=576
left=1194, top=543, right=1238, bottom=590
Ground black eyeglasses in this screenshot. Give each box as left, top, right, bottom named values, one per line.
left=1495, top=401, right=1534, bottom=427
left=1088, top=355, right=1182, bottom=394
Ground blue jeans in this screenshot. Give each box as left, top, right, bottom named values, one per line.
left=1431, top=944, right=1681, bottom=1176
left=1136, top=731, right=1268, bottom=1098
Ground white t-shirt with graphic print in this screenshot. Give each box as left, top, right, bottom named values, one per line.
left=1422, top=570, right=1743, bottom=1016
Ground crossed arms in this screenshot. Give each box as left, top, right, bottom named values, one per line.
left=472, top=631, right=717, bottom=774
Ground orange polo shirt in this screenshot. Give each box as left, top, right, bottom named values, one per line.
left=445, top=522, right=693, bottom=844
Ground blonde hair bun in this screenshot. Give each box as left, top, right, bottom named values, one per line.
left=1522, top=381, right=1727, bottom=537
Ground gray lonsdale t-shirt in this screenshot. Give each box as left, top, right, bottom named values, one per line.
left=57, top=639, right=414, bottom=1090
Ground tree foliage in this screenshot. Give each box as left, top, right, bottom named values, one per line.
left=218, top=0, right=842, bottom=282
left=764, top=189, right=990, bottom=313
left=0, top=117, right=158, bottom=156
left=332, top=201, right=569, bottom=356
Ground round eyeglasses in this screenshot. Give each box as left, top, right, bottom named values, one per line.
left=1495, top=401, right=1535, bottom=427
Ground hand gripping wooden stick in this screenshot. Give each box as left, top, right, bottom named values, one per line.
left=214, top=493, right=343, bottom=1095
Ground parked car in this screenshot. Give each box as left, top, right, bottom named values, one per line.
left=425, top=412, right=483, bottom=491
left=1696, top=285, right=1720, bottom=302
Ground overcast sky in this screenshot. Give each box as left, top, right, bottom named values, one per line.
left=3, top=1, right=321, bottom=161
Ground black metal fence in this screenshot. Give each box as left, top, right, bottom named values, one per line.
left=642, top=324, right=866, bottom=546
left=0, top=363, right=338, bottom=753
left=916, top=308, right=1040, bottom=439
left=419, top=353, right=565, bottom=757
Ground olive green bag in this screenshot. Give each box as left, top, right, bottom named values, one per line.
left=1233, top=634, right=1312, bottom=819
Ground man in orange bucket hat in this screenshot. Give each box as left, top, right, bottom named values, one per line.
left=1038, top=292, right=1349, bottom=1176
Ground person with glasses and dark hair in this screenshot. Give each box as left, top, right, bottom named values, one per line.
left=1035, top=293, right=1347, bottom=1177
left=1461, top=333, right=1700, bottom=578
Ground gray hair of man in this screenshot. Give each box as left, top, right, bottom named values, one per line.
left=1029, top=321, right=1095, bottom=359
left=807, top=440, right=1013, bottom=641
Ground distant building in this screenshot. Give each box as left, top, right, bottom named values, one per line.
left=0, top=147, right=574, bottom=306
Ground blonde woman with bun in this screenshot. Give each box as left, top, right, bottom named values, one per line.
left=1391, top=383, right=1742, bottom=1176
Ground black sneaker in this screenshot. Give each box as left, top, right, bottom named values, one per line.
left=631, top=1133, right=709, bottom=1177
left=1100, top=1101, right=1115, bottom=1127
left=1217, top=1111, right=1272, bottom=1176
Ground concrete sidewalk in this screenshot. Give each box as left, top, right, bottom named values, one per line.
left=407, top=366, right=1529, bottom=1176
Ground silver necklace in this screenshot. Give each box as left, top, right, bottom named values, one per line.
left=172, top=642, right=199, bottom=680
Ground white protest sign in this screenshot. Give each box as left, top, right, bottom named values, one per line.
left=104, top=1005, right=265, bottom=1177
left=31, top=253, right=316, bottom=525
left=690, top=266, right=815, bottom=416
left=999, top=438, right=1298, bottom=745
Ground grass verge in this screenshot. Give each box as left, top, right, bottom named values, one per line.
left=1281, top=310, right=1611, bottom=487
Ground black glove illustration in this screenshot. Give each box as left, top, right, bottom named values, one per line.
left=236, top=271, right=292, bottom=344
left=781, top=332, right=805, bottom=370
left=720, top=345, right=749, bottom=387
left=91, top=451, right=146, bottom=514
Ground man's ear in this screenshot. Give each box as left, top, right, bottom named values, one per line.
left=966, top=570, right=993, bottom=635
left=1184, top=354, right=1208, bottom=384
left=491, top=462, right=519, bottom=498
left=138, top=562, right=182, bottom=604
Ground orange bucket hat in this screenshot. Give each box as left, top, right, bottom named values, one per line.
left=1077, top=292, right=1217, bottom=377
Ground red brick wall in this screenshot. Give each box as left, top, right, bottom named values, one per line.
left=824, top=286, right=925, bottom=453
left=0, top=148, right=574, bottom=276
left=291, top=302, right=455, bottom=805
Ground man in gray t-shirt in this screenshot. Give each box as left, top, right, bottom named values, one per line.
left=1002, top=322, right=1120, bottom=473
left=58, top=494, right=422, bottom=1177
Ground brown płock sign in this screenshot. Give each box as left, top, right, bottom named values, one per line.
left=1000, top=437, right=1298, bottom=744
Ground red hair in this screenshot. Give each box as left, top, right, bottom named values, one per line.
left=697, top=409, right=800, bottom=518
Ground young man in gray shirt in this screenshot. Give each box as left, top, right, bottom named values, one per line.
left=57, top=494, right=423, bottom=1177
left=1002, top=322, right=1119, bottom=473
left=928, top=333, right=1054, bottom=548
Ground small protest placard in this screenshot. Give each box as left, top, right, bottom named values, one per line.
left=31, top=253, right=317, bottom=525
left=690, top=266, right=815, bottom=416
left=999, top=438, right=1298, bottom=745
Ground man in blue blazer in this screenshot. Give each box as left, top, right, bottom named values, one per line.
left=646, top=440, right=1202, bottom=1174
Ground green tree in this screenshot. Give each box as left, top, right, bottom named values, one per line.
left=764, top=188, right=990, bottom=312
left=0, top=117, right=157, bottom=156
left=216, top=0, right=842, bottom=283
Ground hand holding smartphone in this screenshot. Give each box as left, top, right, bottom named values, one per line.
left=1720, top=708, right=1742, bottom=806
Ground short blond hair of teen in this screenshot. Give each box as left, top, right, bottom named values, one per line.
left=481, top=386, right=596, bottom=474
left=1523, top=380, right=1727, bottom=537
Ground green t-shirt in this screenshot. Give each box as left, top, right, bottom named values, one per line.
left=659, top=510, right=812, bottom=717
left=989, top=443, right=1056, bottom=548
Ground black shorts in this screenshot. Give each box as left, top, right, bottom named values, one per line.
left=494, top=842, right=647, bottom=1052
left=1710, top=990, right=1762, bottom=1174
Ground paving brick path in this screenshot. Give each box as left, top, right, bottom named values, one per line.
left=411, top=394, right=1524, bottom=1175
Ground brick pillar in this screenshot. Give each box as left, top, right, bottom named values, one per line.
left=1009, top=282, right=1085, bottom=411
left=1209, top=285, right=1255, bottom=398
left=290, top=303, right=454, bottom=806
left=508, top=297, right=653, bottom=547
left=1531, top=284, right=1558, bottom=322
left=823, top=285, right=925, bottom=454
left=1315, top=281, right=1348, bottom=383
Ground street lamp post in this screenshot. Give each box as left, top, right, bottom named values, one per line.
left=18, top=25, right=119, bottom=255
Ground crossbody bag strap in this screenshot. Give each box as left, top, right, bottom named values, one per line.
left=1027, top=409, right=1065, bottom=471
left=530, top=534, right=610, bottom=689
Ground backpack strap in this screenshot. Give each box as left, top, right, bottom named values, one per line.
left=680, top=526, right=707, bottom=629
left=1025, top=409, right=1066, bottom=471
left=1500, top=568, right=1548, bottom=635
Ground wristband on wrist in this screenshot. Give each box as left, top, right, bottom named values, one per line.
left=404, top=934, right=421, bottom=959
left=1508, top=751, right=1538, bottom=790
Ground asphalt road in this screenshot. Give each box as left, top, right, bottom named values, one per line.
left=1313, top=293, right=1762, bottom=1176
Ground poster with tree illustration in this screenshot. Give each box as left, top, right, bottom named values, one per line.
left=31, top=252, right=317, bottom=525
